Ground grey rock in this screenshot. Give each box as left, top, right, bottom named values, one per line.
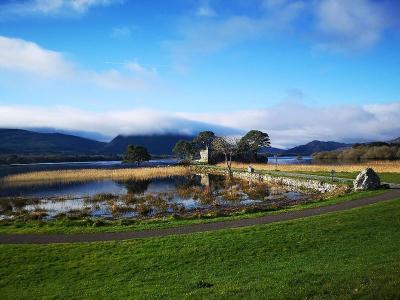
left=353, top=168, right=381, bottom=190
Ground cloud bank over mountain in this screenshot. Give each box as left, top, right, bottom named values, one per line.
left=0, top=102, right=398, bottom=148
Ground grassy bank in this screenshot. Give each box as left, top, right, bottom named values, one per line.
left=218, top=162, right=400, bottom=184
left=1, top=198, right=399, bottom=298
left=292, top=171, right=400, bottom=184
left=0, top=190, right=386, bottom=234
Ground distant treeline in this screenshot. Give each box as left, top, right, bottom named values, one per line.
left=313, top=142, right=400, bottom=161
left=0, top=154, right=122, bottom=165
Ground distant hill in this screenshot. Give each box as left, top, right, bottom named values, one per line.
left=260, top=140, right=351, bottom=156
left=259, top=147, right=286, bottom=155
left=0, top=129, right=194, bottom=156
left=389, top=137, right=400, bottom=144
left=285, top=140, right=351, bottom=156
left=0, top=129, right=106, bottom=155
left=103, top=134, right=195, bottom=155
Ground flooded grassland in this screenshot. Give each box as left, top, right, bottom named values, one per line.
left=0, top=172, right=324, bottom=222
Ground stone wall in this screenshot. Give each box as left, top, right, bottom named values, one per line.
left=192, top=166, right=349, bottom=194
left=231, top=171, right=347, bottom=194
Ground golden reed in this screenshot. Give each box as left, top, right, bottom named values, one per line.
left=1, top=166, right=191, bottom=187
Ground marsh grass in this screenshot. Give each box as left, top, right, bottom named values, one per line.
left=136, top=202, right=152, bottom=216
left=241, top=181, right=270, bottom=200
left=1, top=166, right=191, bottom=187
left=221, top=186, right=242, bottom=201
left=0, top=170, right=332, bottom=222
left=196, top=187, right=215, bottom=205
left=65, top=208, right=91, bottom=219
left=12, top=208, right=48, bottom=220
left=88, top=193, right=119, bottom=202
left=108, top=203, right=134, bottom=216
left=221, top=160, right=400, bottom=173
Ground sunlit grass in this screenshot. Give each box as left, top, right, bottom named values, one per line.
left=221, top=160, right=400, bottom=173
left=1, top=166, right=191, bottom=187
left=1, top=198, right=399, bottom=298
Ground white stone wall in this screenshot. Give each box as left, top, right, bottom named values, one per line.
left=231, top=171, right=347, bottom=194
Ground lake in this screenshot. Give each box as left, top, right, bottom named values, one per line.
left=0, top=159, right=177, bottom=178
left=0, top=157, right=324, bottom=220
left=0, top=156, right=315, bottom=177
left=0, top=173, right=314, bottom=220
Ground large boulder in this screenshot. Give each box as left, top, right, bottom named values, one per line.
left=353, top=168, right=381, bottom=190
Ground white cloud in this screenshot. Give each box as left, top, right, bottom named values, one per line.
left=0, top=36, right=74, bottom=77
left=0, top=102, right=399, bottom=148
left=196, top=1, right=216, bottom=18
left=179, top=101, right=400, bottom=147
left=164, top=0, right=306, bottom=69
left=0, top=106, right=235, bottom=138
left=315, top=0, right=389, bottom=51
left=196, top=6, right=216, bottom=17
left=0, top=35, right=155, bottom=90
left=88, top=69, right=147, bottom=90
left=166, top=0, right=397, bottom=63
left=0, top=0, right=123, bottom=17
left=111, top=26, right=132, bottom=39
left=124, top=61, right=157, bottom=77
left=168, top=1, right=304, bottom=57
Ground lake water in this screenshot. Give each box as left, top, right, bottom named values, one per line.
left=0, top=159, right=177, bottom=178
left=0, top=157, right=323, bottom=220
left=0, top=156, right=313, bottom=178
left=0, top=174, right=312, bottom=220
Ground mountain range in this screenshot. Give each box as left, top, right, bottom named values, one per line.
left=389, top=137, right=400, bottom=144
left=0, top=129, right=106, bottom=155
left=0, top=129, right=193, bottom=156
left=103, top=134, right=195, bottom=155
left=0, top=128, right=397, bottom=157
left=261, top=140, right=351, bottom=156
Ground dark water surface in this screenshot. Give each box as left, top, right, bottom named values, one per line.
left=0, top=159, right=177, bottom=178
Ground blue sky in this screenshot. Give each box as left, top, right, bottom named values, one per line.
left=0, top=0, right=399, bottom=147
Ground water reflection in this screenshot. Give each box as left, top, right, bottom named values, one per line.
left=0, top=174, right=316, bottom=220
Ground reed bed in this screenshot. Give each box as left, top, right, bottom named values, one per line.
left=1, top=166, right=191, bottom=187
left=219, top=161, right=400, bottom=173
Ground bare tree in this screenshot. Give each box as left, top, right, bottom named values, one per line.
left=212, top=136, right=240, bottom=175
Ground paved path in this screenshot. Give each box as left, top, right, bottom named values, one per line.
left=1, top=188, right=399, bottom=245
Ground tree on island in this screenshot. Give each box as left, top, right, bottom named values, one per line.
left=173, top=140, right=197, bottom=162
left=212, top=136, right=240, bottom=175
left=193, top=131, right=216, bottom=149
left=238, top=130, right=271, bottom=161
left=123, top=145, right=151, bottom=165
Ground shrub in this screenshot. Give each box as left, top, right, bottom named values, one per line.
left=136, top=203, right=151, bottom=216
left=92, top=219, right=107, bottom=227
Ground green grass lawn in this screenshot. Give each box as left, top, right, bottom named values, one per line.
left=1, top=198, right=399, bottom=299
left=0, top=189, right=386, bottom=234
left=204, top=165, right=400, bottom=184
left=292, top=171, right=400, bottom=184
